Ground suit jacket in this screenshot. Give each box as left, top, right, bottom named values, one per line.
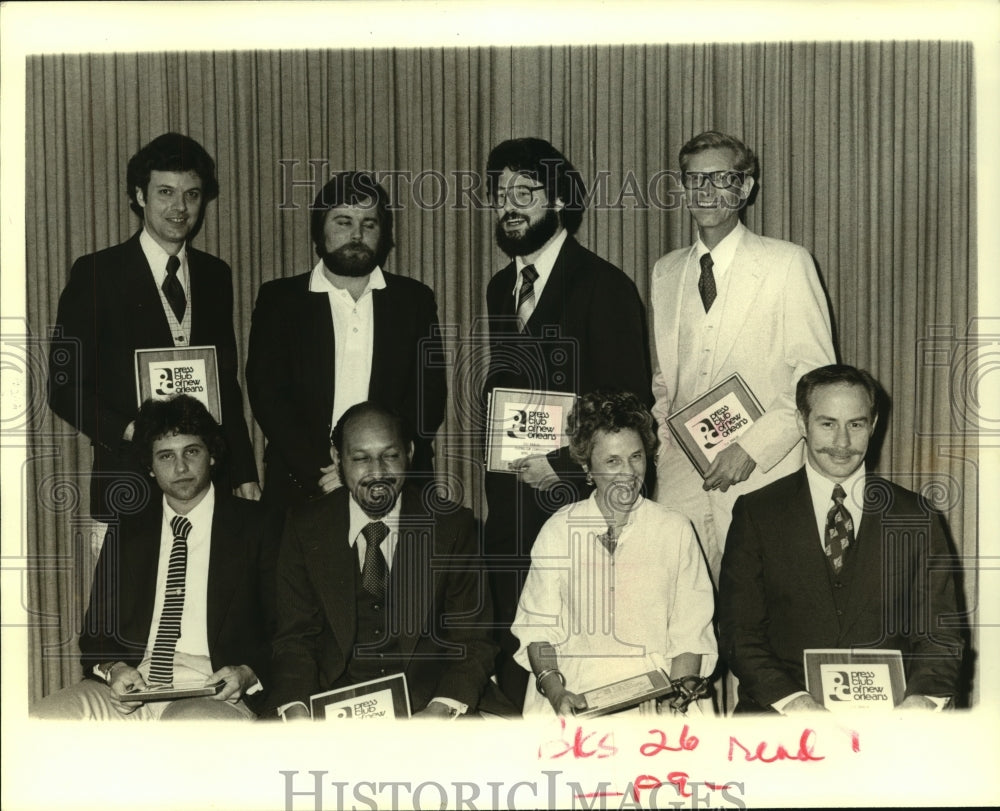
left=483, top=235, right=652, bottom=564
left=246, top=270, right=446, bottom=507
left=48, top=232, right=258, bottom=518
left=79, top=491, right=279, bottom=713
left=268, top=485, right=497, bottom=713
left=718, top=468, right=964, bottom=712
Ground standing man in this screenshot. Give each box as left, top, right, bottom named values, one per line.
left=650, top=131, right=836, bottom=580
left=482, top=137, right=652, bottom=705
left=719, top=365, right=964, bottom=713
left=247, top=172, right=446, bottom=509
left=31, top=395, right=277, bottom=720
left=269, top=401, right=501, bottom=720
left=49, top=132, right=260, bottom=519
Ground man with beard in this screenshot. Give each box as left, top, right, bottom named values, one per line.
left=481, top=138, right=652, bottom=706
left=247, top=172, right=446, bottom=509
left=268, top=401, right=500, bottom=719
left=719, top=365, right=963, bottom=713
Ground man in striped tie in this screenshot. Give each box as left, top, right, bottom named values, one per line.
left=31, top=395, right=277, bottom=720
left=718, top=365, right=964, bottom=713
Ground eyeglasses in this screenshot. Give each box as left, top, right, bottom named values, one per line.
left=491, top=184, right=546, bottom=208
left=681, top=170, right=747, bottom=190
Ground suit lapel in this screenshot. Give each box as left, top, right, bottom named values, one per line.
left=525, top=237, right=572, bottom=332
left=310, top=490, right=357, bottom=656
left=390, top=487, right=433, bottom=660
left=659, top=244, right=697, bottom=401
left=370, top=275, right=396, bottom=398
left=128, top=503, right=167, bottom=649
left=123, top=233, right=174, bottom=346
left=206, top=496, right=241, bottom=654
left=712, top=230, right=769, bottom=379
left=785, top=469, right=841, bottom=626
left=304, top=279, right=338, bottom=418
left=840, top=476, right=884, bottom=634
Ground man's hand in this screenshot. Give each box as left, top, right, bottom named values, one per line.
left=122, top=421, right=136, bottom=442
left=515, top=455, right=559, bottom=491
left=702, top=443, right=756, bottom=492
left=234, top=482, right=262, bottom=501
left=207, top=665, right=257, bottom=702
left=413, top=700, right=457, bottom=719
left=107, top=664, right=146, bottom=715
left=318, top=462, right=342, bottom=494
left=898, top=694, right=938, bottom=711
left=781, top=694, right=828, bottom=714
left=279, top=703, right=311, bottom=721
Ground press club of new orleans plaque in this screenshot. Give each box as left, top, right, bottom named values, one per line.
left=135, top=346, right=222, bottom=422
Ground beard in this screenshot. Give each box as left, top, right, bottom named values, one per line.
left=494, top=208, right=561, bottom=258
left=321, top=241, right=379, bottom=278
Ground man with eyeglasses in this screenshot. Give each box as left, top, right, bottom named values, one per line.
left=650, top=131, right=836, bottom=583
left=481, top=137, right=652, bottom=706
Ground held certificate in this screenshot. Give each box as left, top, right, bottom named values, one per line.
left=572, top=669, right=676, bottom=719
left=310, top=673, right=411, bottom=720
left=135, top=346, right=222, bottom=423
left=485, top=387, right=577, bottom=473
left=803, top=649, right=906, bottom=711
left=665, top=373, right=764, bottom=476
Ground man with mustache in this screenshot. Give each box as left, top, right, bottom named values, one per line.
left=268, top=401, right=501, bottom=720
left=718, top=365, right=964, bottom=713
left=481, top=138, right=652, bottom=706
left=650, top=131, right=836, bottom=583
left=247, top=172, right=446, bottom=510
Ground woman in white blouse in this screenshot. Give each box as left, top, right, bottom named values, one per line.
left=511, top=389, right=717, bottom=716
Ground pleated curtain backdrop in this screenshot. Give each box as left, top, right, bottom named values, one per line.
left=24, top=42, right=977, bottom=702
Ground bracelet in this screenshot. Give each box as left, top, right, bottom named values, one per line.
left=535, top=669, right=566, bottom=697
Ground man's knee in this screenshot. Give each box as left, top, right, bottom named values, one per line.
left=159, top=697, right=255, bottom=721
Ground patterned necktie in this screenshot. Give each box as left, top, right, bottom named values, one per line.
left=162, top=254, right=186, bottom=321
left=515, top=264, right=539, bottom=332
left=825, top=484, right=854, bottom=573
left=361, top=521, right=390, bottom=598
left=148, top=514, right=193, bottom=685
left=598, top=524, right=618, bottom=556
left=698, top=252, right=717, bottom=312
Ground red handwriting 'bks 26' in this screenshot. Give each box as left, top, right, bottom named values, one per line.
left=538, top=718, right=617, bottom=760
left=727, top=728, right=824, bottom=763
left=639, top=724, right=700, bottom=756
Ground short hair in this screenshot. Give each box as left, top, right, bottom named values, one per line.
left=678, top=130, right=759, bottom=178
left=132, top=395, right=227, bottom=471
left=126, top=133, right=220, bottom=218
left=567, top=389, right=659, bottom=468
left=330, top=400, right=413, bottom=456
left=486, top=138, right=587, bottom=235
left=310, top=171, right=395, bottom=266
left=796, top=364, right=880, bottom=421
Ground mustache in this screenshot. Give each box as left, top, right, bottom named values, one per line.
left=818, top=447, right=863, bottom=458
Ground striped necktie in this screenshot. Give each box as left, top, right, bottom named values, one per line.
left=148, top=514, right=193, bottom=685
left=515, top=264, right=539, bottom=331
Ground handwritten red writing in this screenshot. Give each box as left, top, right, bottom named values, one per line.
left=639, top=724, right=700, bottom=756
left=632, top=772, right=739, bottom=802
left=538, top=718, right=617, bottom=760
left=727, top=728, right=824, bottom=763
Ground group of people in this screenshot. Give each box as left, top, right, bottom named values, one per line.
left=32, top=129, right=963, bottom=721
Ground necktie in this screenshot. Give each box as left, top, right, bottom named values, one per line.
left=698, top=252, right=717, bottom=312
left=148, top=514, right=193, bottom=685
left=361, top=521, right=390, bottom=598
left=598, top=524, right=618, bottom=556
left=162, top=254, right=186, bottom=321
left=825, top=484, right=854, bottom=573
left=515, top=264, right=539, bottom=331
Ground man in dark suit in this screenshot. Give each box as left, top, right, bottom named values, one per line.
left=719, top=365, right=964, bottom=713
left=247, top=172, right=446, bottom=510
left=269, top=401, right=498, bottom=720
left=481, top=137, right=652, bottom=705
left=48, top=132, right=260, bottom=520
left=31, top=395, right=277, bottom=720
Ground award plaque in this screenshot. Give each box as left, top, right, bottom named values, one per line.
left=119, top=680, right=225, bottom=703
left=135, top=346, right=222, bottom=423
left=665, top=373, right=764, bottom=476
left=310, top=673, right=411, bottom=720
left=804, top=649, right=906, bottom=711
left=572, top=669, right=676, bottom=719
left=485, top=387, right=577, bottom=473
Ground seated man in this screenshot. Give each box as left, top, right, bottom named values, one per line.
left=269, top=401, right=499, bottom=720
left=31, top=395, right=277, bottom=720
left=719, top=364, right=964, bottom=713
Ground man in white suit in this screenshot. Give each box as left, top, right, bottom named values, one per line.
left=651, top=131, right=836, bottom=581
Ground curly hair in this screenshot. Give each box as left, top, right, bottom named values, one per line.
left=132, top=395, right=227, bottom=471
left=486, top=137, right=587, bottom=235
left=126, top=132, right=220, bottom=218
left=567, top=389, right=658, bottom=468
left=310, top=171, right=395, bottom=267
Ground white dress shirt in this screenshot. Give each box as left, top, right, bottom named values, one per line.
left=511, top=227, right=567, bottom=309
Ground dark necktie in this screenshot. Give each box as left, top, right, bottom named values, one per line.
left=698, top=252, right=717, bottom=312
left=515, top=264, right=539, bottom=331
left=825, top=484, right=854, bottom=573
left=361, top=521, right=390, bottom=598
left=598, top=524, right=618, bottom=556
left=162, top=254, right=186, bottom=321
left=148, top=514, right=193, bottom=685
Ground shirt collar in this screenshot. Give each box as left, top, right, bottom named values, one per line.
left=804, top=458, right=867, bottom=516
left=512, top=228, right=568, bottom=292
left=694, top=220, right=745, bottom=279
left=140, top=228, right=187, bottom=275
left=348, top=490, right=402, bottom=546
left=309, top=260, right=386, bottom=296
left=161, top=482, right=215, bottom=538
left=584, top=490, right=643, bottom=538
